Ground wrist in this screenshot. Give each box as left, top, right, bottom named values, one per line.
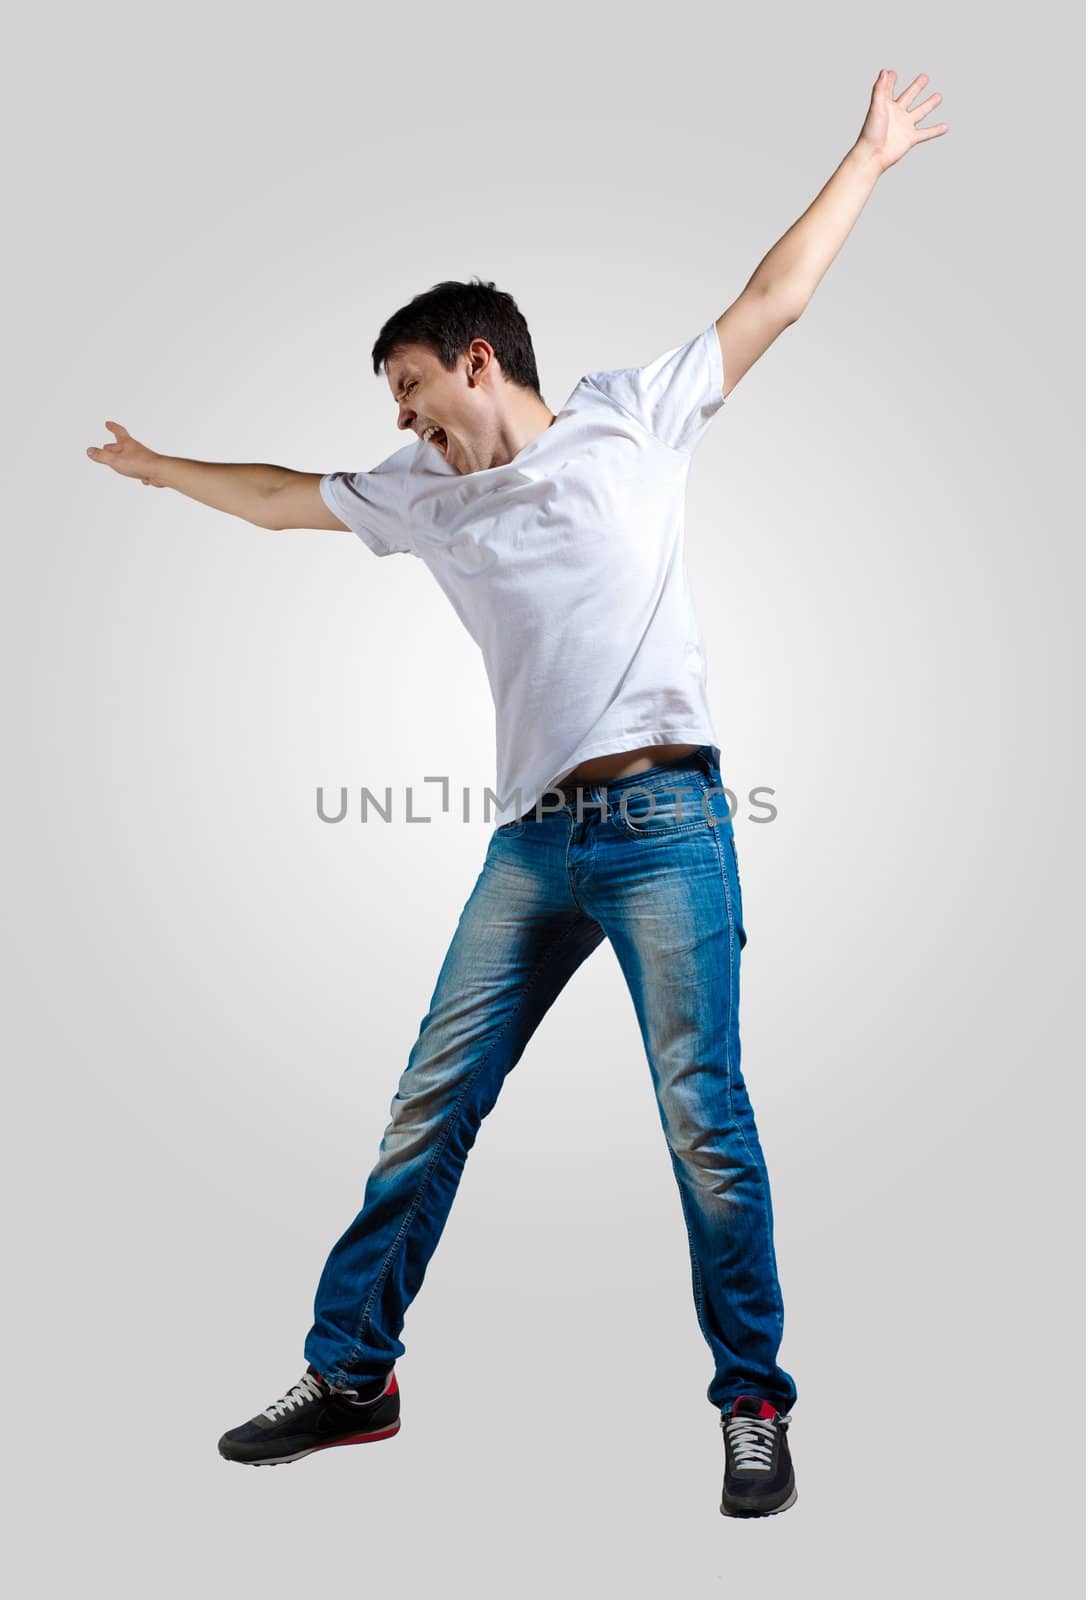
left=847, top=140, right=885, bottom=182
left=148, top=453, right=172, bottom=488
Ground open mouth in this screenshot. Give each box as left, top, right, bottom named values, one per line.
left=420, top=425, right=448, bottom=458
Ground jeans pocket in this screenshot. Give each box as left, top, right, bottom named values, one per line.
left=614, top=776, right=710, bottom=838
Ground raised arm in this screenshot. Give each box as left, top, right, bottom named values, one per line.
left=85, top=422, right=348, bottom=532
left=714, top=68, right=948, bottom=398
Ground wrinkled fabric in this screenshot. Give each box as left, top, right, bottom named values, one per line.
left=321, top=324, right=727, bottom=825
left=304, top=746, right=797, bottom=1417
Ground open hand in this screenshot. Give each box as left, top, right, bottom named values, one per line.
left=856, top=69, right=948, bottom=174
left=86, top=422, right=162, bottom=486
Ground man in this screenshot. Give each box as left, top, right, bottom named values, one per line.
left=88, top=70, right=946, bottom=1516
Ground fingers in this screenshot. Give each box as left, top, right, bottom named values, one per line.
left=895, top=72, right=929, bottom=109
left=878, top=69, right=946, bottom=134
left=87, top=421, right=132, bottom=465
left=910, top=91, right=943, bottom=122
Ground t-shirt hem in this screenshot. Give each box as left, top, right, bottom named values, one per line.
left=489, top=727, right=721, bottom=827
left=547, top=726, right=721, bottom=788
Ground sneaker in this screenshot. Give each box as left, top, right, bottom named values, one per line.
left=720, top=1395, right=797, bottom=1517
left=218, top=1365, right=400, bottom=1466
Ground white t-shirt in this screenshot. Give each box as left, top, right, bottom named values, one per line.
left=321, top=321, right=726, bottom=826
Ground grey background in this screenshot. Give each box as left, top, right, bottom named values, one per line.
left=4, top=0, right=1080, bottom=1594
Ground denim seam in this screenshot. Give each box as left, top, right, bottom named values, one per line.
left=708, top=821, right=785, bottom=1333
left=329, top=916, right=589, bottom=1381
left=563, top=812, right=590, bottom=913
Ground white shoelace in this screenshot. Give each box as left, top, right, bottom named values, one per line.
left=261, top=1371, right=325, bottom=1422
left=724, top=1414, right=785, bottom=1472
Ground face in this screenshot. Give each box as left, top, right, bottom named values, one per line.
left=386, top=341, right=489, bottom=474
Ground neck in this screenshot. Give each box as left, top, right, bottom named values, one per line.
left=468, top=392, right=557, bottom=474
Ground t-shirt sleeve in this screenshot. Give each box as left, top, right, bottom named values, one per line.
left=319, top=457, right=415, bottom=557
left=582, top=322, right=725, bottom=455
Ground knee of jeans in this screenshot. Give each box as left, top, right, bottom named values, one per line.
left=670, top=1137, right=754, bottom=1196
left=376, top=1092, right=442, bottom=1165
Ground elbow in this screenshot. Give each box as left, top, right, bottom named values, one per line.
left=765, top=283, right=807, bottom=326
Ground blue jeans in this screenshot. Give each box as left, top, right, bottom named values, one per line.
left=304, top=745, right=797, bottom=1417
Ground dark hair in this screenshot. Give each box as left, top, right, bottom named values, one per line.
left=371, top=277, right=542, bottom=395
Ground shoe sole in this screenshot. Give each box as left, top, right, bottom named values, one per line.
left=220, top=1418, right=402, bottom=1466
left=720, top=1484, right=797, bottom=1517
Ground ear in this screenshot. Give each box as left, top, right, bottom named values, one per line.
left=465, top=337, right=496, bottom=386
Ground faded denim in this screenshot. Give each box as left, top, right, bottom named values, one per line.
left=304, top=745, right=797, bottom=1417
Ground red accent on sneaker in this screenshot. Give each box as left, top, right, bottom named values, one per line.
left=732, top=1394, right=779, bottom=1421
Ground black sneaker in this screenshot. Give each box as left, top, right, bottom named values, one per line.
left=720, top=1395, right=797, bottom=1516
left=218, top=1365, right=400, bottom=1466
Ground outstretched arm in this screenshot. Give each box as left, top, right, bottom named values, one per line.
left=715, top=68, right=949, bottom=398
left=86, top=422, right=348, bottom=532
